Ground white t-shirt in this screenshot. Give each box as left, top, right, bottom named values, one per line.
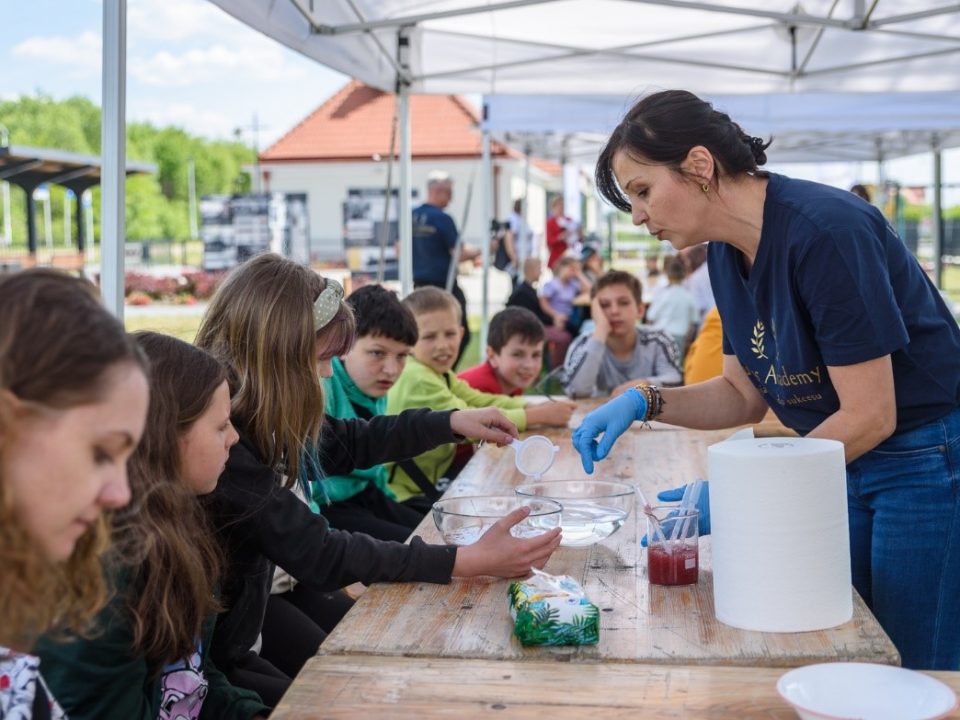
left=684, top=262, right=715, bottom=322
left=508, top=211, right=534, bottom=266
left=647, top=284, right=699, bottom=340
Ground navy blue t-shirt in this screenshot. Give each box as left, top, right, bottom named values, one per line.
left=710, top=173, right=960, bottom=435
left=412, top=203, right=458, bottom=285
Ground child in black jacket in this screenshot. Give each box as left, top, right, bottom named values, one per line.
left=195, top=255, right=561, bottom=706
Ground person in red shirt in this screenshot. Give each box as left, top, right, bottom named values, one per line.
left=546, top=196, right=577, bottom=270
left=458, top=308, right=574, bottom=427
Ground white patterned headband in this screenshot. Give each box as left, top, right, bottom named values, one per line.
left=313, top=278, right=344, bottom=331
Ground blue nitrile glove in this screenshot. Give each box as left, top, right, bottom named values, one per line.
left=571, top=388, right=647, bottom=474
left=640, top=481, right=711, bottom=547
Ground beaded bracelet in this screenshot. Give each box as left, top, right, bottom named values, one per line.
left=633, top=382, right=665, bottom=423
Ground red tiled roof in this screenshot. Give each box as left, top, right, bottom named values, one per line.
left=531, top=158, right=562, bottom=176
left=261, top=80, right=513, bottom=162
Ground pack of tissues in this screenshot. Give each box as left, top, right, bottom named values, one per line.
left=508, top=569, right=600, bottom=646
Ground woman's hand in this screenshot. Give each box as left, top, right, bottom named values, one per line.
left=452, top=507, right=562, bottom=578
left=571, top=388, right=647, bottom=473
left=525, top=398, right=576, bottom=428
left=449, top=408, right=519, bottom=446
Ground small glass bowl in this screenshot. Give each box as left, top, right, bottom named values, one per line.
left=432, top=495, right=562, bottom=546
left=516, top=480, right=635, bottom=547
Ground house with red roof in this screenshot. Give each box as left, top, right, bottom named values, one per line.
left=257, top=81, right=561, bottom=266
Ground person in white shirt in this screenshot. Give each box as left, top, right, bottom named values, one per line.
left=646, top=255, right=699, bottom=361
left=682, top=243, right=715, bottom=323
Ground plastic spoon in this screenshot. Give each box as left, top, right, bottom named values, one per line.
left=636, top=487, right=668, bottom=544
left=670, top=478, right=704, bottom=544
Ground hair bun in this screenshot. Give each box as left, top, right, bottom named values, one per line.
left=747, top=135, right=769, bottom=165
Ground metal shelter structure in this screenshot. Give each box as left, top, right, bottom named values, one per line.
left=0, top=144, right=154, bottom=256
left=209, top=1, right=960, bottom=96
left=487, top=92, right=960, bottom=163
left=100, top=0, right=960, bottom=322
left=485, top=90, right=960, bottom=286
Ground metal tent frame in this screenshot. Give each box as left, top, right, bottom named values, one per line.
left=100, top=0, right=960, bottom=328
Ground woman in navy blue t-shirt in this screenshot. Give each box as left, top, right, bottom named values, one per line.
left=573, top=89, right=960, bottom=671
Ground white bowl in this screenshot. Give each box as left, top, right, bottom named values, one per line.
left=777, top=663, right=958, bottom=720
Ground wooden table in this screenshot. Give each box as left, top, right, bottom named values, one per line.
left=323, top=403, right=898, bottom=668
left=273, top=655, right=960, bottom=719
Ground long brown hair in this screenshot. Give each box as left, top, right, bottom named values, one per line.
left=0, top=269, right=146, bottom=650
left=195, top=254, right=354, bottom=486
left=110, top=332, right=227, bottom=675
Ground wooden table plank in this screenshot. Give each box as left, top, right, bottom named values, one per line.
left=273, top=655, right=960, bottom=719
left=323, top=404, right=899, bottom=667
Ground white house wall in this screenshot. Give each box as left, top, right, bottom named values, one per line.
left=260, top=156, right=560, bottom=260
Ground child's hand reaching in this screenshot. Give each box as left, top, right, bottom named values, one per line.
left=451, top=506, right=562, bottom=578
left=525, top=398, right=576, bottom=428
left=450, top=408, right=519, bottom=446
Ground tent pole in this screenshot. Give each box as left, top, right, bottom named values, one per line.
left=932, top=136, right=943, bottom=290
left=397, top=28, right=413, bottom=296
left=398, top=86, right=413, bottom=295
left=101, top=0, right=126, bottom=319
left=26, top=187, right=38, bottom=255
left=480, top=104, right=493, bottom=353
left=520, top=142, right=531, bottom=266
left=378, top=108, right=398, bottom=283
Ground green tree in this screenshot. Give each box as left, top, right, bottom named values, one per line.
left=0, top=93, right=253, bottom=249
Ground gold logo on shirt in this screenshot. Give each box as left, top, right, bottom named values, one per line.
left=750, top=321, right=768, bottom=360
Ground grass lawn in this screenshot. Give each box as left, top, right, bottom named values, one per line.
left=124, top=313, right=203, bottom=342
left=942, top=264, right=960, bottom=305
left=125, top=311, right=487, bottom=368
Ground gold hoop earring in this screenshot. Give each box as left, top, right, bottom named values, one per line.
left=701, top=183, right=710, bottom=193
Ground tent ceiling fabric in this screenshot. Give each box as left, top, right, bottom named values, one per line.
left=210, top=0, right=960, bottom=94
left=490, top=91, right=960, bottom=162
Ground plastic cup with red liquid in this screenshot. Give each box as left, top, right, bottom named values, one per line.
left=646, top=506, right=699, bottom=586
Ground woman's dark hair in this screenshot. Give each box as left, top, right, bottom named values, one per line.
left=113, top=332, right=227, bottom=676
left=596, top=90, right=772, bottom=212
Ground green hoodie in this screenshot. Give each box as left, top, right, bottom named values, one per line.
left=315, top=356, right=396, bottom=504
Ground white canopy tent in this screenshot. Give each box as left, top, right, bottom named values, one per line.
left=208, top=1, right=960, bottom=96
left=487, top=92, right=960, bottom=163
left=487, top=90, right=960, bottom=285
left=100, top=0, right=960, bottom=329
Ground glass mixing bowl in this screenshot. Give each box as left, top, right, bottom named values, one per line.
left=516, top=479, right=635, bottom=547
left=432, top=495, right=563, bottom=546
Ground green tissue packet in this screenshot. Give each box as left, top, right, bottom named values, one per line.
left=508, top=569, right=600, bottom=646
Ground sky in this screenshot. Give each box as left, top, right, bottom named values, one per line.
left=3, top=0, right=350, bottom=149
left=2, top=0, right=957, bottom=205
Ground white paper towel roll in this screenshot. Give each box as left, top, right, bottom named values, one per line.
left=709, top=436, right=852, bottom=633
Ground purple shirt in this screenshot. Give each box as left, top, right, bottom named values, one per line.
left=540, top=277, right=581, bottom=317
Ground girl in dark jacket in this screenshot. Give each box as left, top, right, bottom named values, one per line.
left=194, top=254, right=561, bottom=705
left=38, top=333, right=268, bottom=720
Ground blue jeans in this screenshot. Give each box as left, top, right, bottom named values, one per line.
left=846, top=407, right=960, bottom=670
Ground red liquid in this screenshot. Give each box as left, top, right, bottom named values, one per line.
left=648, top=543, right=699, bottom=586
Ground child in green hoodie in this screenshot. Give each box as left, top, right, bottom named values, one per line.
left=317, top=283, right=426, bottom=541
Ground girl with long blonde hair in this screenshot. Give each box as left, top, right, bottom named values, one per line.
left=195, top=254, right=561, bottom=705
